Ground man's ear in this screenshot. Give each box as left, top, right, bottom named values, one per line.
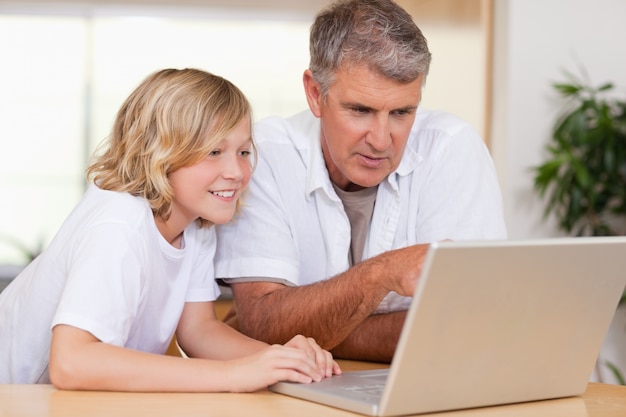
left=303, top=69, right=323, bottom=118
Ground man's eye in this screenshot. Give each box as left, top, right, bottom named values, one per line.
left=393, top=108, right=415, bottom=116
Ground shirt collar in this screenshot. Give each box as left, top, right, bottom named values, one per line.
left=306, top=125, right=336, bottom=200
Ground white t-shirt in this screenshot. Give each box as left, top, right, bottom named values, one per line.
left=0, top=185, right=220, bottom=383
left=215, top=109, right=507, bottom=312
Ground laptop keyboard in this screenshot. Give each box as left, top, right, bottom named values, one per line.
left=341, top=384, right=385, bottom=399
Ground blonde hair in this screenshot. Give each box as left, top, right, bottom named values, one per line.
left=87, top=68, right=253, bottom=228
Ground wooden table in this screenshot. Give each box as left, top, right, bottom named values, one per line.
left=2, top=360, right=626, bottom=417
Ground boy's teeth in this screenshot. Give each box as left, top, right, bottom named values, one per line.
left=212, top=190, right=235, bottom=197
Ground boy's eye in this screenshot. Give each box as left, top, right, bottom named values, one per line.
left=239, top=150, right=251, bottom=157
left=209, top=150, right=221, bottom=156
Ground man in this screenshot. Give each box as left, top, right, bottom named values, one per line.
left=215, top=0, right=507, bottom=362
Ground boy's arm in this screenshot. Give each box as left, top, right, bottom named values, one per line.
left=176, top=301, right=267, bottom=360
left=49, top=323, right=237, bottom=392
left=177, top=302, right=339, bottom=377
left=48, top=302, right=336, bottom=392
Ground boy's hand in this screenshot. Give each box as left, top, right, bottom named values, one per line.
left=284, top=334, right=342, bottom=378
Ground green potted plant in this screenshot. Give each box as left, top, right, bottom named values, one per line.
left=533, top=72, right=626, bottom=236
left=532, top=70, right=626, bottom=385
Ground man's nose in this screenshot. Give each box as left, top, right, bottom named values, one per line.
left=365, top=116, right=392, bottom=151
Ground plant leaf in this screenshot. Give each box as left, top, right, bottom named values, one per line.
left=605, top=360, right=626, bottom=385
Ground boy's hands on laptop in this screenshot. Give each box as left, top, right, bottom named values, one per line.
left=285, top=334, right=342, bottom=378
left=225, top=334, right=341, bottom=392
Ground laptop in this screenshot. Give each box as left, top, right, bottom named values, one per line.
left=269, top=237, right=626, bottom=416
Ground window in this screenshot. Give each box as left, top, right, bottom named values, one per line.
left=0, top=5, right=312, bottom=264
left=0, top=0, right=490, bottom=265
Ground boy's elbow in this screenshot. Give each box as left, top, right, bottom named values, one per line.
left=49, top=355, right=84, bottom=390
left=49, top=324, right=100, bottom=390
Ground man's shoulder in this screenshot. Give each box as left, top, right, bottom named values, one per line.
left=409, top=108, right=482, bottom=146
left=411, top=108, right=476, bottom=137
left=253, top=110, right=317, bottom=146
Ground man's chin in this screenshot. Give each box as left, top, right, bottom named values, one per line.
left=343, top=179, right=383, bottom=192
left=350, top=173, right=388, bottom=190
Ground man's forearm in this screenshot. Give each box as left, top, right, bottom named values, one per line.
left=231, top=244, right=427, bottom=352
left=330, top=310, right=407, bottom=363
left=231, top=256, right=391, bottom=350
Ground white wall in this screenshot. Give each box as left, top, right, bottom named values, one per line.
left=491, top=0, right=626, bottom=239
left=491, top=0, right=626, bottom=384
left=401, top=0, right=488, bottom=141
left=419, top=19, right=487, bottom=141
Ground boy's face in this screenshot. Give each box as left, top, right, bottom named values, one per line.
left=305, top=65, right=423, bottom=191
left=168, top=117, right=253, bottom=230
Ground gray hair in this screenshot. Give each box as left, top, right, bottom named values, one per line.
left=309, top=0, right=432, bottom=98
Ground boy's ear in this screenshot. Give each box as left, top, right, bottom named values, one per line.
left=303, top=69, right=323, bottom=118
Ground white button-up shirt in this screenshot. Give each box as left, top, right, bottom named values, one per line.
left=215, top=109, right=507, bottom=313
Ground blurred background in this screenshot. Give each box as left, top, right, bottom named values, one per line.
left=0, top=0, right=489, bottom=265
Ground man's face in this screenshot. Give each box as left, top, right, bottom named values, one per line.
left=305, top=65, right=423, bottom=191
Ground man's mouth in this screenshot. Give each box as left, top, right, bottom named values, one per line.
left=358, top=153, right=386, bottom=167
